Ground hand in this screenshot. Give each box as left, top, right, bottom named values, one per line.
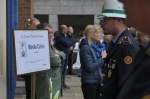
left=101, top=50, right=107, bottom=58
left=70, top=46, right=73, bottom=51
left=54, top=50, right=59, bottom=54
left=100, top=74, right=105, bottom=81
left=54, top=53, right=59, bottom=57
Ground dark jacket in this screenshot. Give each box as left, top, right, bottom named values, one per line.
left=67, top=32, right=75, bottom=54
left=55, top=32, right=74, bottom=55
left=79, top=39, right=104, bottom=84
left=100, top=29, right=140, bottom=99
left=117, top=42, right=150, bottom=99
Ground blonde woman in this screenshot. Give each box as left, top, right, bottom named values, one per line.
left=79, top=25, right=107, bottom=99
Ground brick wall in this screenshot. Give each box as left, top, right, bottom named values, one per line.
left=18, top=0, right=34, bottom=29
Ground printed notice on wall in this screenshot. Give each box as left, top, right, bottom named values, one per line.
left=13, top=30, right=50, bottom=75
left=0, top=40, right=2, bottom=75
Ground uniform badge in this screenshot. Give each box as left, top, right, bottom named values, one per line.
left=108, top=70, right=112, bottom=77
left=122, top=36, right=131, bottom=45
left=113, top=60, right=116, bottom=62
left=112, top=64, right=115, bottom=69
left=142, top=95, right=150, bottom=99
left=124, top=56, right=132, bottom=64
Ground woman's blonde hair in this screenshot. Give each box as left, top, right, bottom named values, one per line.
left=83, top=25, right=100, bottom=45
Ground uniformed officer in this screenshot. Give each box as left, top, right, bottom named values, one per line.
left=98, top=0, right=140, bottom=99
left=116, top=0, right=150, bottom=99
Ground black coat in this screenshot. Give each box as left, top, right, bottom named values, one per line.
left=67, top=33, right=75, bottom=54
left=55, top=32, right=74, bottom=55
left=117, top=42, right=150, bottom=99
left=100, top=29, right=140, bottom=99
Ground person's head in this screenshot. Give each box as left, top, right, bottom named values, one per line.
left=128, top=27, right=138, bottom=40
left=98, top=0, right=126, bottom=37
left=103, top=35, right=113, bottom=44
left=118, top=0, right=150, bottom=34
left=36, top=23, right=53, bottom=40
left=30, top=18, right=40, bottom=29
left=60, top=25, right=68, bottom=34
left=54, top=31, right=59, bottom=38
left=68, top=26, right=74, bottom=34
left=79, top=31, right=84, bottom=38
left=137, top=31, right=150, bottom=45
left=84, top=25, right=102, bottom=45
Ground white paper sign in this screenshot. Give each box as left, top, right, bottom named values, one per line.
left=13, top=30, right=50, bottom=75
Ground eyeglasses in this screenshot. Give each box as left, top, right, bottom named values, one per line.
left=48, top=31, right=53, bottom=34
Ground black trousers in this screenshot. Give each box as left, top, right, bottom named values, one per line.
left=68, top=53, right=73, bottom=74
left=23, top=75, right=37, bottom=99
left=23, top=74, right=31, bottom=99
left=62, top=55, right=69, bottom=85
left=81, top=83, right=100, bottom=99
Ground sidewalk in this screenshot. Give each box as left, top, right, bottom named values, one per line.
left=60, top=75, right=83, bottom=99
left=15, top=72, right=83, bottom=99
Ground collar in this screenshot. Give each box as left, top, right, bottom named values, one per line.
left=67, top=32, right=72, bottom=37
left=60, top=32, right=66, bottom=37
left=112, top=28, right=126, bottom=43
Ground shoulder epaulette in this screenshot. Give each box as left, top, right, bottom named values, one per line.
left=117, top=36, right=131, bottom=45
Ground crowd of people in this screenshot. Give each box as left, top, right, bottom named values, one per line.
left=22, top=18, right=77, bottom=99
left=21, top=0, right=150, bottom=99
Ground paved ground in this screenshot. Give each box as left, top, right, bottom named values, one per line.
left=15, top=74, right=83, bottom=99
left=60, top=75, right=83, bottom=99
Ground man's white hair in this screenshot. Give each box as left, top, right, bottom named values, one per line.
left=30, top=18, right=39, bottom=25
left=103, top=35, right=112, bottom=40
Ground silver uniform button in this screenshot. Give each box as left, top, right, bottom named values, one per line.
left=112, top=64, right=115, bottom=69
left=101, top=83, right=104, bottom=86
left=100, top=93, right=102, bottom=96
left=108, top=64, right=110, bottom=68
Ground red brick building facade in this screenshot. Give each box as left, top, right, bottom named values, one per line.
left=18, top=0, right=34, bottom=29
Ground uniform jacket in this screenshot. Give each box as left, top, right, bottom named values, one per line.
left=100, top=29, right=140, bottom=99
left=117, top=42, right=150, bottom=99
left=55, top=32, right=74, bottom=55
left=79, top=39, right=104, bottom=84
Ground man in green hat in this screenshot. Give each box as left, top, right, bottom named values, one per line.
left=98, top=0, right=140, bottom=99
left=116, top=0, right=150, bottom=99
